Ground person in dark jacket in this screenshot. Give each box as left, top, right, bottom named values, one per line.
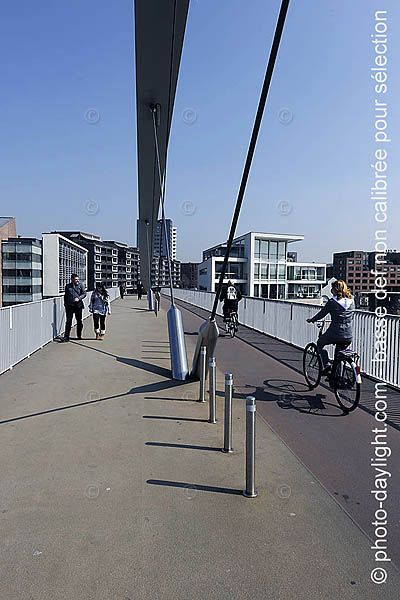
left=62, top=274, right=87, bottom=342
left=137, top=282, right=144, bottom=300
left=89, top=283, right=110, bottom=340
left=307, top=279, right=355, bottom=374
left=220, top=281, right=242, bottom=321
left=119, top=282, right=126, bottom=299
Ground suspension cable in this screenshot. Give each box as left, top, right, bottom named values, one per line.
left=210, top=0, right=291, bottom=320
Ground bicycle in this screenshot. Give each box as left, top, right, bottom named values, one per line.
left=224, top=310, right=239, bottom=338
left=303, top=320, right=362, bottom=412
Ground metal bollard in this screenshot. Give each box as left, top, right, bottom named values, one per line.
left=243, top=396, right=258, bottom=498
left=208, top=356, right=217, bottom=423
left=199, top=347, right=206, bottom=402
left=222, top=373, right=233, bottom=453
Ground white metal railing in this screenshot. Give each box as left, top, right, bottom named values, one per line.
left=170, top=289, right=400, bottom=390
left=0, top=287, right=120, bottom=376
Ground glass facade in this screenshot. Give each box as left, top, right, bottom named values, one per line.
left=287, top=266, right=325, bottom=281
left=58, top=239, right=87, bottom=293
left=2, top=239, right=42, bottom=306
left=252, top=236, right=325, bottom=300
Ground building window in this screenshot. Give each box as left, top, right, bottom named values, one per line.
left=269, top=241, right=278, bottom=260
left=261, top=264, right=268, bottom=280
left=254, top=284, right=259, bottom=297
left=269, top=264, right=277, bottom=279
left=278, top=264, right=285, bottom=280
left=254, top=264, right=260, bottom=279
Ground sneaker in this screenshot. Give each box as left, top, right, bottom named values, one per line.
left=95, top=332, right=100, bottom=340
left=60, top=337, right=70, bottom=343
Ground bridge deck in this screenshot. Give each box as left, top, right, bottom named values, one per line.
left=1, top=296, right=399, bottom=599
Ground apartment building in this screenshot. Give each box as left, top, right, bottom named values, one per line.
left=181, top=262, right=199, bottom=289
left=58, top=232, right=140, bottom=291
left=0, top=217, right=17, bottom=306
left=198, top=232, right=326, bottom=302
left=1, top=237, right=42, bottom=306
left=42, top=233, right=88, bottom=297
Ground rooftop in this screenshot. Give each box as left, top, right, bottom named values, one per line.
left=0, top=217, right=15, bottom=228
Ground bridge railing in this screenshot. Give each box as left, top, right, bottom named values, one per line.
left=169, top=289, right=400, bottom=390
left=0, top=287, right=120, bottom=375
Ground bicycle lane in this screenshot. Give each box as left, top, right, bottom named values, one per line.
left=174, top=298, right=400, bottom=569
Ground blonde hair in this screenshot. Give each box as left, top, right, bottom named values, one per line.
left=332, top=280, right=352, bottom=300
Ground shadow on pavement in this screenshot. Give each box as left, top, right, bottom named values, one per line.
left=146, top=441, right=221, bottom=451
left=142, top=415, right=208, bottom=423
left=146, top=479, right=243, bottom=496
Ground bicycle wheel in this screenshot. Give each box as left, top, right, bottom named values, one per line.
left=303, top=343, right=322, bottom=389
left=332, top=358, right=361, bottom=412
left=228, top=321, right=236, bottom=338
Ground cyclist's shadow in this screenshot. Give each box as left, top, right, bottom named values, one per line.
left=261, top=379, right=345, bottom=417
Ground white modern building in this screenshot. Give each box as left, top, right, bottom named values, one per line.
left=42, top=233, right=88, bottom=297
left=198, top=232, right=326, bottom=302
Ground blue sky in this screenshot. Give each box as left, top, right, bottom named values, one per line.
left=1, top=0, right=398, bottom=263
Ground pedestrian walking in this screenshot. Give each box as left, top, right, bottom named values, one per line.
left=137, top=281, right=144, bottom=300
left=153, top=287, right=161, bottom=315
left=89, top=283, right=110, bottom=340
left=62, top=273, right=86, bottom=342
left=119, top=282, right=126, bottom=299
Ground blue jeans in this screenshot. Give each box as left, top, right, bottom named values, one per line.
left=317, top=331, right=351, bottom=368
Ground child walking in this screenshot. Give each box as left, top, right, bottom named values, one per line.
left=89, top=283, right=110, bottom=340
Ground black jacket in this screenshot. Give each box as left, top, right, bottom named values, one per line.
left=220, top=285, right=242, bottom=303
left=64, top=282, right=87, bottom=308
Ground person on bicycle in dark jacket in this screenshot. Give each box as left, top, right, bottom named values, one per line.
left=306, top=280, right=355, bottom=375
left=220, top=281, right=242, bottom=322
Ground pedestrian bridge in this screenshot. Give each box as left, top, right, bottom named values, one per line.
left=1, top=295, right=400, bottom=599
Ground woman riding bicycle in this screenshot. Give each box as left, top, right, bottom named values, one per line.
left=306, top=280, right=355, bottom=375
